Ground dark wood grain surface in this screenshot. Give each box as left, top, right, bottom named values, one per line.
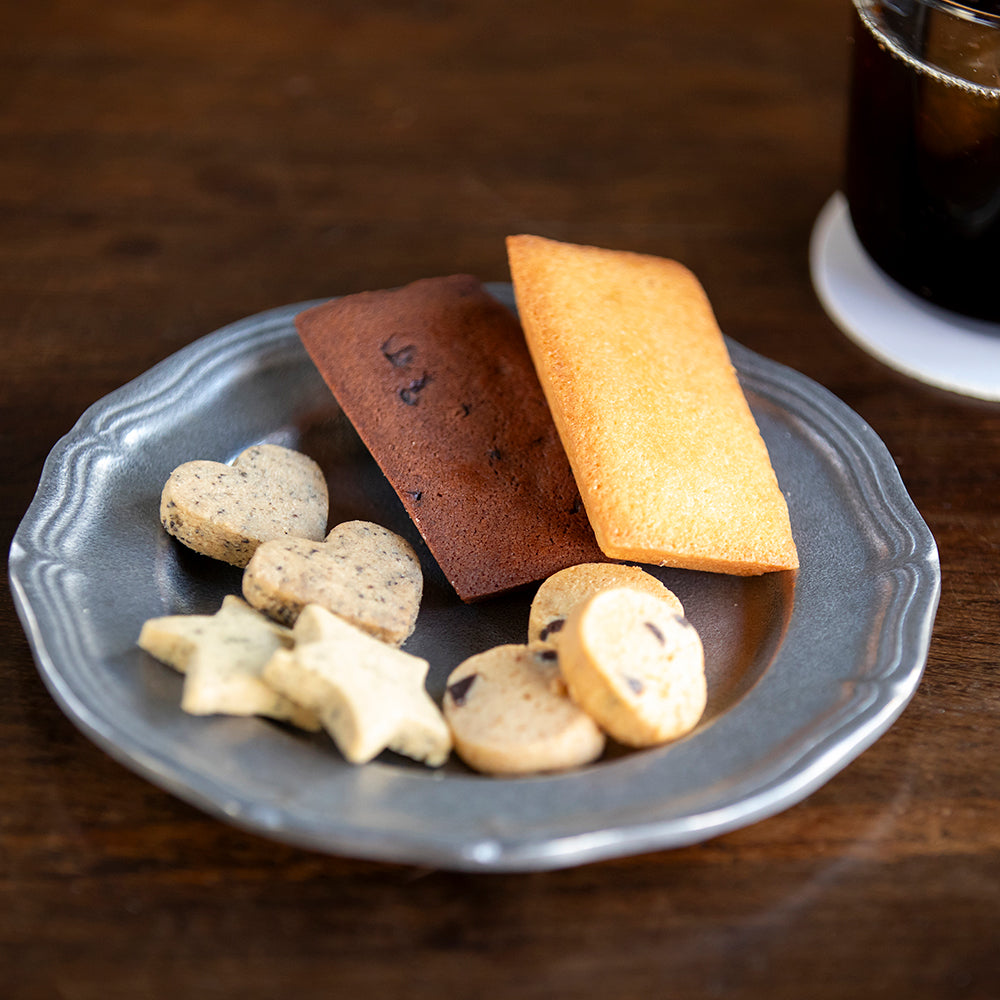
left=3, top=1, right=998, bottom=997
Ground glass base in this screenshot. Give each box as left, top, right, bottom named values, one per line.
left=810, top=192, right=1000, bottom=401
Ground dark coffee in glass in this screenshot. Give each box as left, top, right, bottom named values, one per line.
left=846, top=0, right=1000, bottom=321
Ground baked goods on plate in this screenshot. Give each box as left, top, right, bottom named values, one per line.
left=295, top=274, right=607, bottom=602
left=507, top=234, right=799, bottom=576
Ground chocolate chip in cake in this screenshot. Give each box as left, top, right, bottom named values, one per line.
left=381, top=339, right=415, bottom=368
left=398, top=372, right=431, bottom=405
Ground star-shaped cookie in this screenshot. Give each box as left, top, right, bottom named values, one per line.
left=138, top=595, right=319, bottom=729
left=263, top=604, right=451, bottom=766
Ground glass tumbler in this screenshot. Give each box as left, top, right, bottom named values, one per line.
left=845, top=0, right=1000, bottom=321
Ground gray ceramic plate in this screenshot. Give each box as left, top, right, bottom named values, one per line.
left=9, top=285, right=940, bottom=872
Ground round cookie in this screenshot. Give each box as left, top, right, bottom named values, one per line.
left=558, top=588, right=706, bottom=748
left=443, top=644, right=606, bottom=775
left=528, top=563, right=683, bottom=646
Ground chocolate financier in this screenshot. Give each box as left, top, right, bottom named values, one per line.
left=295, top=275, right=606, bottom=602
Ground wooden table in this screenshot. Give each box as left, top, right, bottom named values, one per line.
left=3, top=1, right=998, bottom=996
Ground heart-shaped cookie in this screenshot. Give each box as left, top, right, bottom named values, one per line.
left=160, top=444, right=329, bottom=568
left=242, top=520, right=423, bottom=645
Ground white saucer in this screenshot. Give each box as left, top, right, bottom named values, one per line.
left=810, top=192, right=1000, bottom=401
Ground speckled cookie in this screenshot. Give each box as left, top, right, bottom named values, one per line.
left=528, top=563, right=684, bottom=647
left=443, top=644, right=606, bottom=775
left=263, top=604, right=451, bottom=766
left=160, top=444, right=329, bottom=568
left=137, top=595, right=320, bottom=729
left=557, top=588, right=706, bottom=748
left=242, top=520, right=423, bottom=644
